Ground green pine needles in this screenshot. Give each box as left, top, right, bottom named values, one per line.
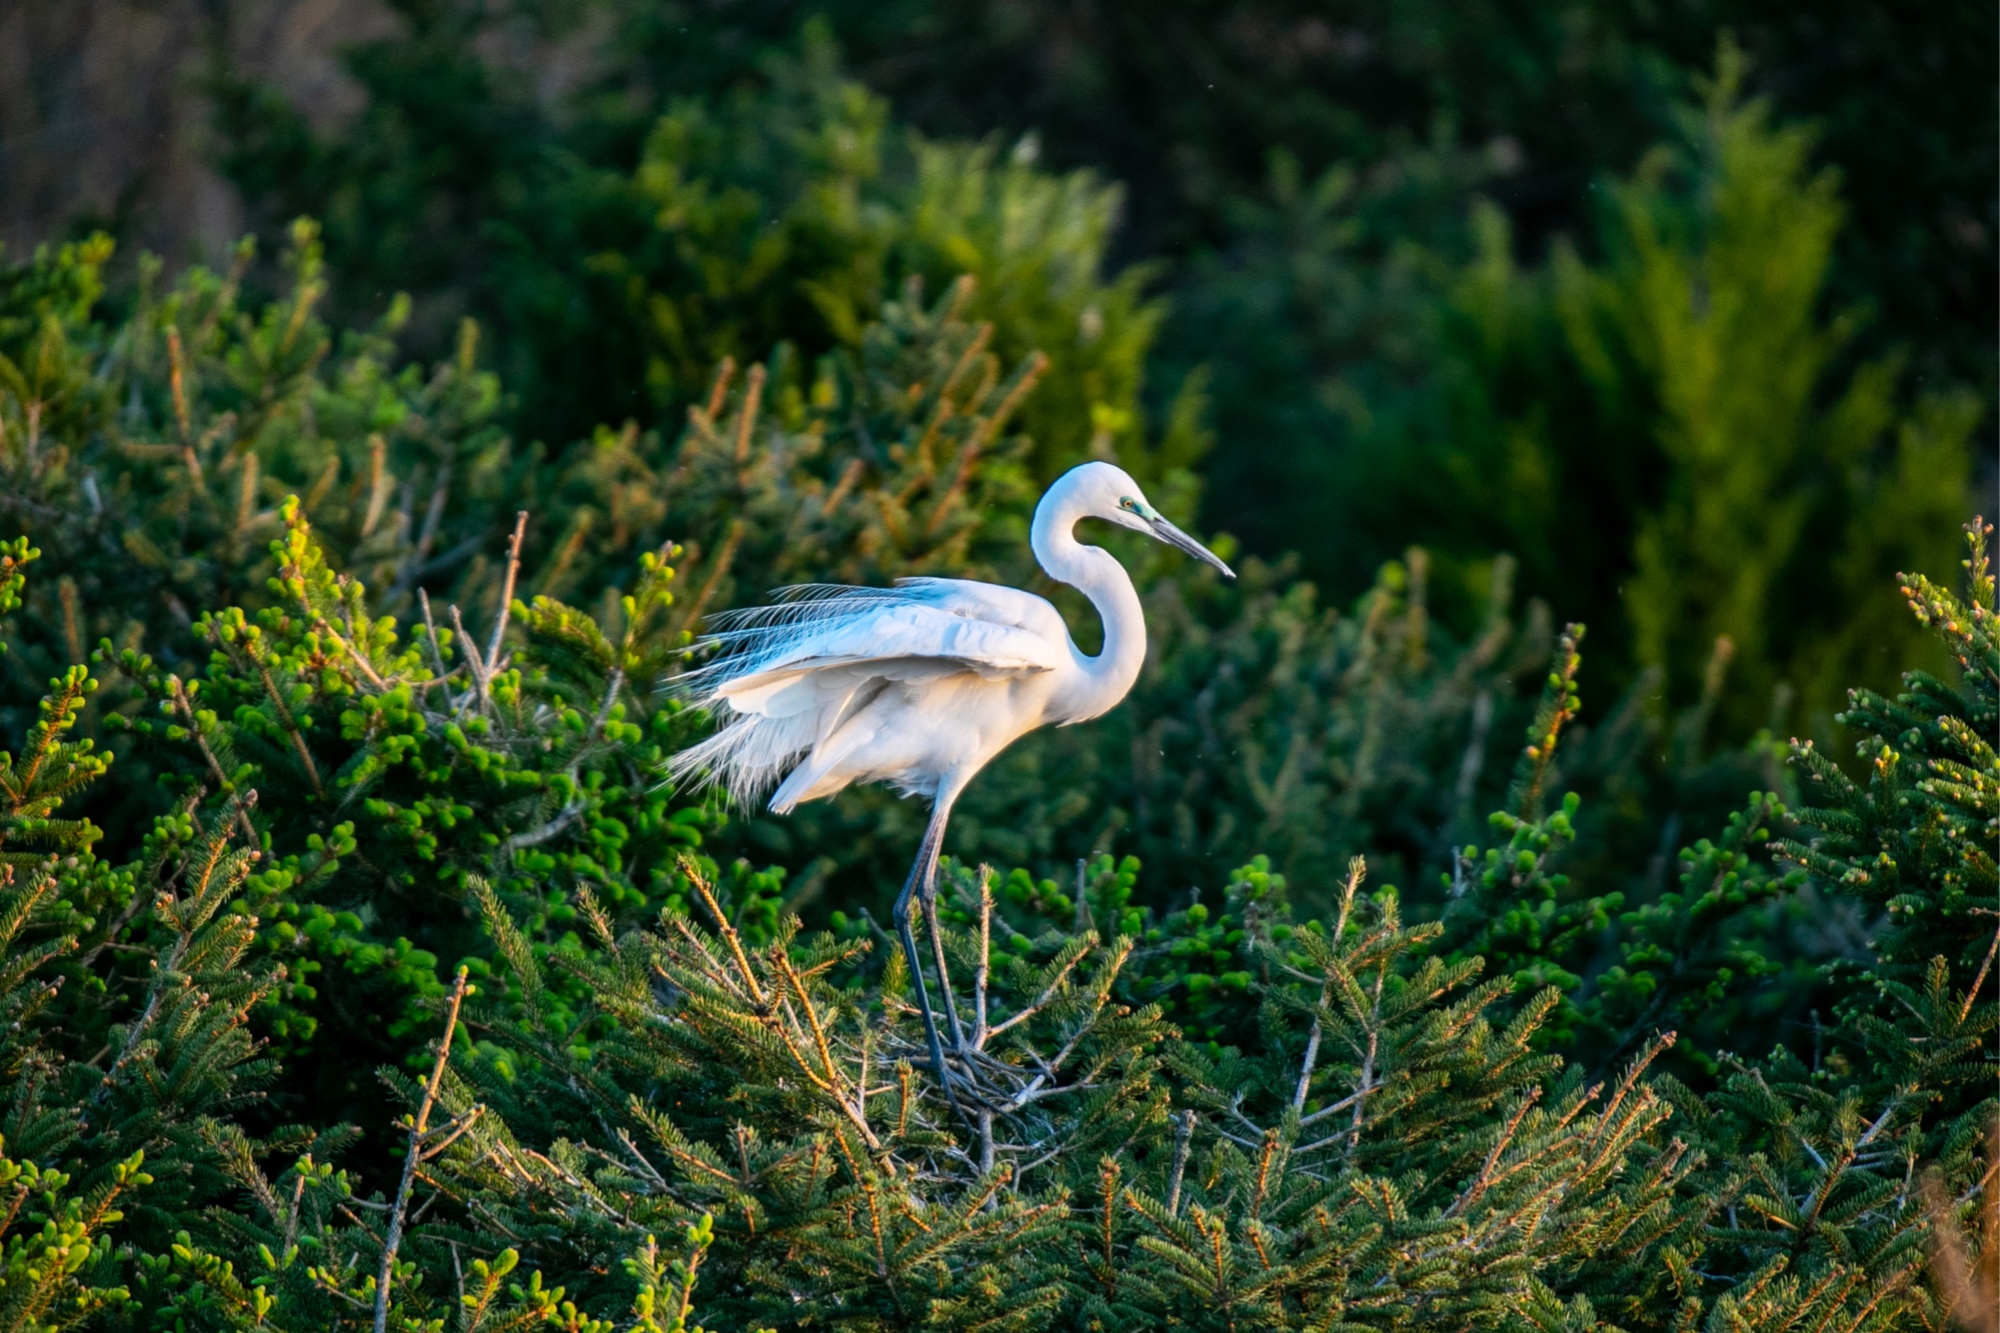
left=0, top=199, right=1992, bottom=1326
left=0, top=504, right=1988, bottom=1327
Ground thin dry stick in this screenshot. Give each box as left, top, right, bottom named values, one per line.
left=1345, top=963, right=1387, bottom=1159
left=1292, top=981, right=1331, bottom=1114
left=484, top=511, right=529, bottom=672
left=401, top=461, right=453, bottom=590
left=247, top=651, right=324, bottom=798
left=448, top=604, right=491, bottom=707
left=166, top=679, right=260, bottom=846
left=1799, top=1096, right=1901, bottom=1239
left=375, top=967, right=471, bottom=1333
left=1166, top=1112, right=1196, bottom=1216
left=498, top=802, right=587, bottom=854
left=304, top=607, right=391, bottom=691
left=416, top=589, right=452, bottom=687
left=922, top=876, right=966, bottom=1051
left=1452, top=690, right=1494, bottom=820
left=1960, top=909, right=2000, bottom=1024
left=973, top=868, right=993, bottom=1048
left=1294, top=1081, right=1388, bottom=1136
left=986, top=946, right=1093, bottom=1039
left=855, top=1024, right=875, bottom=1125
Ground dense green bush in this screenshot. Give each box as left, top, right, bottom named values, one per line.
left=187, top=32, right=1978, bottom=932
left=0, top=210, right=1993, bottom=1326
left=0, top=507, right=1989, bottom=1327
left=803, top=0, right=1993, bottom=404
left=0, top=224, right=1822, bottom=1069
left=1, top=13, right=1990, bottom=1320
left=203, top=0, right=1992, bottom=440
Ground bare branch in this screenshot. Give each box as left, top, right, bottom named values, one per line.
left=499, top=801, right=586, bottom=855
left=484, top=511, right=529, bottom=673
left=448, top=603, right=491, bottom=707
left=165, top=679, right=259, bottom=846
left=375, top=968, right=474, bottom=1333
left=1292, top=982, right=1331, bottom=1114
left=973, top=867, right=993, bottom=1049
left=1961, top=912, right=2000, bottom=1025
left=1167, top=1111, right=1195, bottom=1216
left=987, top=944, right=1094, bottom=1039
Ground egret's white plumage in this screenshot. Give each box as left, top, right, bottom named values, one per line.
left=668, top=578, right=1068, bottom=810
left=667, top=460, right=1233, bottom=1097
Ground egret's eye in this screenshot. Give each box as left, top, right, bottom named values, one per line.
left=1119, top=497, right=1136, bottom=511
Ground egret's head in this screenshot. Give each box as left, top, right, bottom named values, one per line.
left=1058, top=461, right=1235, bottom=578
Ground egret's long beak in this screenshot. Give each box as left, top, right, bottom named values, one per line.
left=1148, top=514, right=1236, bottom=578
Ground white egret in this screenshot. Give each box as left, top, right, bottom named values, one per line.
left=669, top=460, right=1234, bottom=1092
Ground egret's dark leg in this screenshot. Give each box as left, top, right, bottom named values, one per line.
left=892, top=807, right=959, bottom=1106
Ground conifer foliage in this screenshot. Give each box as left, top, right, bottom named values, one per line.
left=0, top=215, right=1992, bottom=1326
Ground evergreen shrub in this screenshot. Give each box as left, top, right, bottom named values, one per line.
left=0, top=218, right=1991, bottom=1327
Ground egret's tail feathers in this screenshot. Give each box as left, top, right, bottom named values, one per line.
left=767, top=764, right=817, bottom=816
left=764, top=702, right=882, bottom=814
left=664, top=710, right=815, bottom=810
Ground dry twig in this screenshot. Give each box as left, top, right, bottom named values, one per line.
left=375, top=968, right=477, bottom=1333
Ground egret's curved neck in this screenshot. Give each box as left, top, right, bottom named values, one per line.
left=1031, top=484, right=1145, bottom=721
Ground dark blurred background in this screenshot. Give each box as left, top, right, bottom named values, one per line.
left=9, top=2, right=1993, bottom=381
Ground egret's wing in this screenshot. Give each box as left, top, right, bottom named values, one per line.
left=713, top=603, right=1061, bottom=719
left=667, top=582, right=1067, bottom=808
left=677, top=582, right=1066, bottom=706
left=893, top=577, right=1071, bottom=639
